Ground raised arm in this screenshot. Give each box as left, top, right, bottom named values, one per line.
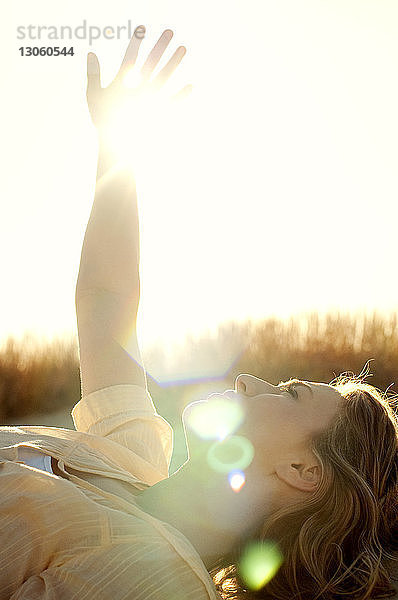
left=75, top=27, right=189, bottom=397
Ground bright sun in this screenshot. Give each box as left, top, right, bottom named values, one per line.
left=101, top=66, right=182, bottom=172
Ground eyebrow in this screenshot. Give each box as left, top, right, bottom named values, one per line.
left=278, top=379, right=314, bottom=397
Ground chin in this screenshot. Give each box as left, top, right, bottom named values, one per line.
left=181, top=401, right=206, bottom=449
left=181, top=399, right=206, bottom=426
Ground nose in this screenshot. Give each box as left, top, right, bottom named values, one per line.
left=234, top=373, right=279, bottom=396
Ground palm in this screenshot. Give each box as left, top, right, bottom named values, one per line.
left=86, top=27, right=190, bottom=132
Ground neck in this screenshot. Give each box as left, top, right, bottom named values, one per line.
left=135, top=445, right=273, bottom=570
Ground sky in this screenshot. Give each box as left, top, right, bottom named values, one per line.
left=2, top=0, right=398, bottom=353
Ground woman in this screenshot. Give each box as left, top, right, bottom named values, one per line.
left=0, top=26, right=397, bottom=600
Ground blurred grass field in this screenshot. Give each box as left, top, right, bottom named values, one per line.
left=1, top=311, right=397, bottom=472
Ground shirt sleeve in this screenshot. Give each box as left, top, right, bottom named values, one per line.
left=71, top=384, right=173, bottom=478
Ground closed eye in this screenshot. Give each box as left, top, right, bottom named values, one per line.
left=279, top=384, right=299, bottom=400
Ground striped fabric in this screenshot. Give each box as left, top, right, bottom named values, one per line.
left=0, top=385, right=220, bottom=600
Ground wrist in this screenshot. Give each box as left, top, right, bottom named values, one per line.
left=96, top=131, right=125, bottom=179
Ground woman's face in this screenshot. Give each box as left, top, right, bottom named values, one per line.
left=227, top=374, right=342, bottom=475
left=183, top=373, right=342, bottom=491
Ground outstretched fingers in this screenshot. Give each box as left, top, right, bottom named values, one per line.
left=151, top=45, right=187, bottom=90
left=115, top=25, right=146, bottom=83
left=141, top=29, right=174, bottom=82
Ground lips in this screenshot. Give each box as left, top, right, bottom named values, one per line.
left=222, top=391, right=246, bottom=404
left=204, top=391, right=245, bottom=408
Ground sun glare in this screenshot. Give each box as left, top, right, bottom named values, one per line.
left=4, top=5, right=397, bottom=352
left=122, top=67, right=142, bottom=89
left=101, top=76, right=179, bottom=173
left=184, top=397, right=245, bottom=440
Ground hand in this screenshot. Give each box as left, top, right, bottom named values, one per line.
left=86, top=27, right=191, bottom=135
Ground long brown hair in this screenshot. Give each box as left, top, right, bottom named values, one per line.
left=211, top=373, right=398, bottom=599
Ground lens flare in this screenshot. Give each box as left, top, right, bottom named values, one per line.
left=206, top=435, right=254, bottom=474
left=184, top=397, right=245, bottom=441
left=238, top=541, right=283, bottom=591
left=228, top=470, right=246, bottom=493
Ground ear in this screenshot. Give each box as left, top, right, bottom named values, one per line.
left=275, top=461, right=321, bottom=493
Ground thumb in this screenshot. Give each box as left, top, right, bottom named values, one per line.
left=87, top=52, right=101, bottom=94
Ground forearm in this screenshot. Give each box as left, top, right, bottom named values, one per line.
left=75, top=134, right=146, bottom=394
left=76, top=133, right=140, bottom=298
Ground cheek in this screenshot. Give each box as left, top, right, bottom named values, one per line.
left=243, top=402, right=304, bottom=452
